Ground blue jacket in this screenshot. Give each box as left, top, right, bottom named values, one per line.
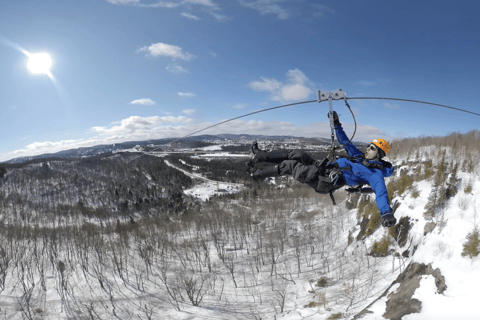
left=334, top=124, right=394, bottom=216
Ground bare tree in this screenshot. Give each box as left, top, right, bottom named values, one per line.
left=271, top=279, right=289, bottom=314
left=178, top=271, right=209, bottom=307
left=224, top=253, right=238, bottom=288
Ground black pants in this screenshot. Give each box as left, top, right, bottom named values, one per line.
left=260, top=149, right=344, bottom=194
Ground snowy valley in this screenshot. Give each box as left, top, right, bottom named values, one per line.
left=0, top=132, right=478, bottom=320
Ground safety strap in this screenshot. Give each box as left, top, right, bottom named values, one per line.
left=329, top=192, right=336, bottom=205
left=317, top=167, right=343, bottom=206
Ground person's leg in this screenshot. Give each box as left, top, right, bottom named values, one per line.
left=251, top=147, right=315, bottom=165
left=277, top=160, right=319, bottom=189
left=250, top=165, right=279, bottom=180
left=252, top=149, right=289, bottom=164
left=285, top=150, right=317, bottom=166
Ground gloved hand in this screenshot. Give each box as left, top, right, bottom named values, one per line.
left=362, top=159, right=383, bottom=169
left=327, top=111, right=340, bottom=126
left=381, top=214, right=397, bottom=228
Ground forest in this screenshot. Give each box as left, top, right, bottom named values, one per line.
left=0, top=130, right=478, bottom=319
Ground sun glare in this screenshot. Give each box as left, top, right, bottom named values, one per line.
left=27, top=53, right=53, bottom=75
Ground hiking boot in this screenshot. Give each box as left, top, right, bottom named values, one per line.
left=252, top=141, right=260, bottom=155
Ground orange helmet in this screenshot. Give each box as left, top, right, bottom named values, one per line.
left=371, top=139, right=390, bottom=156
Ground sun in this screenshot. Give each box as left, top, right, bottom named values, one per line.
left=27, top=52, right=53, bottom=75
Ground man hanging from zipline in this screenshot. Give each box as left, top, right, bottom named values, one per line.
left=246, top=111, right=397, bottom=228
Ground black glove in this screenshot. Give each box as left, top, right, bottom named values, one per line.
left=327, top=111, right=340, bottom=126
left=381, top=214, right=397, bottom=228
left=362, top=159, right=383, bottom=169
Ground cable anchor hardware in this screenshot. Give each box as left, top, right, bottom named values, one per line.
left=318, top=89, right=347, bottom=156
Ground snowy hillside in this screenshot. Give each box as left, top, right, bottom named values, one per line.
left=351, top=147, right=480, bottom=320
left=0, top=134, right=479, bottom=319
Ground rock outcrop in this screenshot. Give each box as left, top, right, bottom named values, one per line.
left=353, top=262, right=446, bottom=320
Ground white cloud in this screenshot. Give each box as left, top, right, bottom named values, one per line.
left=91, top=116, right=194, bottom=136
left=248, top=77, right=281, bottom=92
left=385, top=103, right=400, bottom=110
left=247, top=68, right=313, bottom=102
left=1, top=117, right=393, bottom=162
left=138, top=42, right=195, bottom=61
left=208, top=51, right=217, bottom=58
left=181, top=12, right=201, bottom=20
left=182, top=109, right=196, bottom=115
left=279, top=83, right=312, bottom=101
left=129, top=98, right=156, bottom=106
left=178, top=92, right=196, bottom=97
left=167, top=63, right=189, bottom=74
left=239, top=0, right=290, bottom=20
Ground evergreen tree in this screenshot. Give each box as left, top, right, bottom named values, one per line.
left=424, top=179, right=443, bottom=219
left=461, top=229, right=480, bottom=258
left=446, top=162, right=459, bottom=199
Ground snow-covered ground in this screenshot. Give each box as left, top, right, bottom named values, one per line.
left=357, top=154, right=480, bottom=320
left=184, top=182, right=243, bottom=201
left=165, top=159, right=244, bottom=201
left=192, top=152, right=250, bottom=159
left=0, top=146, right=479, bottom=319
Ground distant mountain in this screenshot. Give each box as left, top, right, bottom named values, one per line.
left=3, top=134, right=368, bottom=164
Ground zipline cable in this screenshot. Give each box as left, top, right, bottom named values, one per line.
left=132, top=97, right=479, bottom=161
left=131, top=100, right=317, bottom=161
left=347, top=97, right=480, bottom=117
left=166, top=100, right=318, bottom=146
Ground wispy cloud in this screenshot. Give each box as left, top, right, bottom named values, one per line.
left=183, top=0, right=215, bottom=7
left=167, top=63, right=189, bottom=74
left=208, top=51, right=217, bottom=58
left=248, top=68, right=313, bottom=102
left=108, top=0, right=180, bottom=7
left=137, top=42, right=195, bottom=61
left=311, top=4, right=335, bottom=18
left=181, top=12, right=201, bottom=20
left=107, top=0, right=228, bottom=21
left=138, top=1, right=180, bottom=8
left=210, top=11, right=230, bottom=21
left=384, top=102, right=400, bottom=110
left=231, top=103, right=248, bottom=109
left=129, top=98, right=156, bottom=106
left=239, top=0, right=290, bottom=20
left=107, top=0, right=140, bottom=4
left=178, top=92, right=196, bottom=97
left=107, top=0, right=217, bottom=9
left=357, top=80, right=376, bottom=86
left=182, top=109, right=196, bottom=115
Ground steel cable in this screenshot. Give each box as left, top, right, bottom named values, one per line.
left=131, top=96, right=479, bottom=162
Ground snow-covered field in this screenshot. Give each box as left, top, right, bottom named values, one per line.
left=0, top=146, right=479, bottom=319
left=184, top=182, right=242, bottom=201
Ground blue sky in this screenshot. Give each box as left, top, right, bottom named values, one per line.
left=1, top=0, right=479, bottom=161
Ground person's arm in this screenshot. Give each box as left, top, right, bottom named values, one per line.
left=329, top=111, right=363, bottom=158
left=366, top=174, right=397, bottom=227
left=335, top=124, right=363, bottom=158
